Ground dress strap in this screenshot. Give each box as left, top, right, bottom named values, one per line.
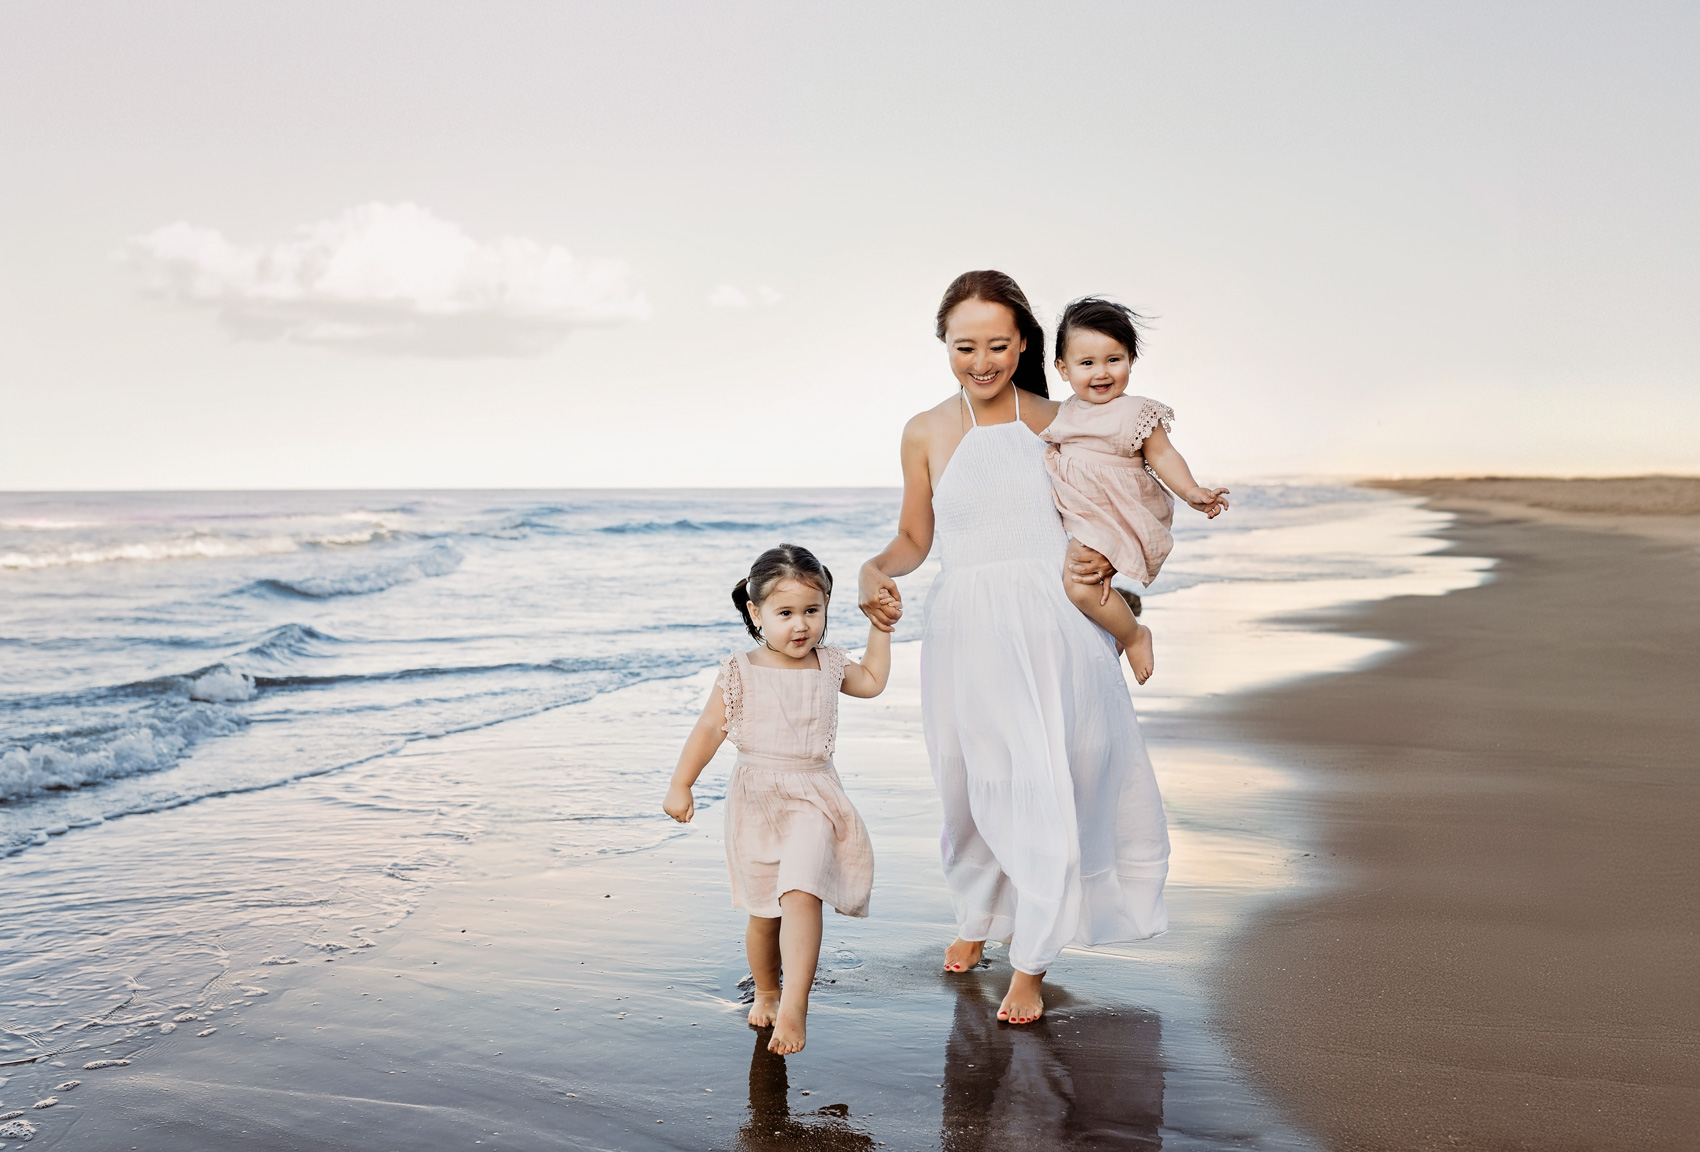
left=959, top=389, right=978, bottom=428
left=1014, top=387, right=1021, bottom=421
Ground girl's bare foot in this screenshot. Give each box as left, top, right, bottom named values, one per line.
left=997, top=970, right=1044, bottom=1024
left=768, top=1000, right=807, bottom=1054
left=748, top=988, right=782, bottom=1029
left=943, top=938, right=985, bottom=973
left=1126, top=624, right=1154, bottom=685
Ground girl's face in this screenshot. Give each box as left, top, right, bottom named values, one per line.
left=945, top=298, right=1026, bottom=402
left=1055, top=327, right=1132, bottom=405
left=749, top=578, right=827, bottom=659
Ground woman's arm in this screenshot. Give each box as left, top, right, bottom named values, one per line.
left=840, top=623, right=892, bottom=699
left=663, top=685, right=729, bottom=823
left=1143, top=425, right=1230, bottom=518
left=858, top=415, right=935, bottom=632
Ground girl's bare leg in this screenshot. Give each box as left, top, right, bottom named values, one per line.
left=745, top=914, right=783, bottom=1029
left=1063, top=569, right=1154, bottom=684
left=769, top=890, right=822, bottom=1055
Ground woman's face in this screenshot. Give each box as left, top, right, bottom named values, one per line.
left=945, top=298, right=1026, bottom=402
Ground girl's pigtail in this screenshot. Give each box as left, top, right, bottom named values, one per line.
left=732, top=577, right=762, bottom=642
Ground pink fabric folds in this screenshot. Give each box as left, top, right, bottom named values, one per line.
left=1041, top=394, right=1177, bottom=586
left=715, top=646, right=873, bottom=918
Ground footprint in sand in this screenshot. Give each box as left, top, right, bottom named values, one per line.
left=173, top=1013, right=199, bottom=1023
left=32, top=1097, right=57, bottom=1109
left=83, top=1060, right=130, bottom=1070
left=53, top=1081, right=78, bottom=1091
left=157, top=1022, right=177, bottom=1035
left=0, top=1110, right=25, bottom=1121
left=197, top=1028, right=217, bottom=1038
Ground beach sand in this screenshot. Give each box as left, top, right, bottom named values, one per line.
left=1211, top=480, right=1700, bottom=1150
left=28, top=642, right=1315, bottom=1151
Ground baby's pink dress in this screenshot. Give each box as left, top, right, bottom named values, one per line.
left=1041, top=394, right=1177, bottom=586
left=715, top=645, right=874, bottom=918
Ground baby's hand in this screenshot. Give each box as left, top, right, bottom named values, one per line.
left=663, top=782, right=695, bottom=823
left=1183, top=486, right=1231, bottom=518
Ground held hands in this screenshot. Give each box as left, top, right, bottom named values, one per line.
left=1181, top=486, right=1231, bottom=518
left=858, top=560, right=903, bottom=633
left=663, top=782, right=695, bottom=824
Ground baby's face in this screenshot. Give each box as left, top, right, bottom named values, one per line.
left=1056, top=328, right=1131, bottom=405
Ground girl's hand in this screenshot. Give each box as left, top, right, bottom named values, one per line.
left=663, top=782, right=695, bottom=823
left=1182, top=486, right=1231, bottom=518
left=859, top=560, right=903, bottom=632
left=1066, top=540, right=1118, bottom=606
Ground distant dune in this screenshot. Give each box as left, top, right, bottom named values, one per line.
left=1364, top=475, right=1700, bottom=517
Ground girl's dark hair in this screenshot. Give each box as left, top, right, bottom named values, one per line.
left=935, top=270, right=1049, bottom=399
left=732, top=543, right=834, bottom=643
left=1055, top=295, right=1145, bottom=365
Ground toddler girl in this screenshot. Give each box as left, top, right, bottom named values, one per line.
left=1043, top=297, right=1229, bottom=683
left=663, top=543, right=891, bottom=1055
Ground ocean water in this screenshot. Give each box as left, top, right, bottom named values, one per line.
left=0, top=485, right=1488, bottom=1093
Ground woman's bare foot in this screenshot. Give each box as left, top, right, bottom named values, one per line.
left=768, top=1000, right=807, bottom=1055
left=748, top=988, right=782, bottom=1029
left=997, top=970, right=1045, bottom=1024
left=1126, top=624, right=1154, bottom=685
left=943, top=938, right=985, bottom=973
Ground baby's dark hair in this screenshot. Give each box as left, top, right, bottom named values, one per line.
left=1055, top=296, right=1146, bottom=365
left=732, top=544, right=835, bottom=643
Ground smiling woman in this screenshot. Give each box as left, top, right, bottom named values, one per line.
left=858, top=270, right=1171, bottom=1028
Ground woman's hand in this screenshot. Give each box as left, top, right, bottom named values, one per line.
left=1066, top=541, right=1118, bottom=606
left=663, top=782, right=695, bottom=823
left=1181, top=486, right=1231, bottom=518
left=859, top=560, right=903, bottom=632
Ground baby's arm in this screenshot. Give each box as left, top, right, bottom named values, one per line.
left=1142, top=425, right=1230, bottom=518
left=663, top=683, right=729, bottom=823
left=839, top=622, right=892, bottom=699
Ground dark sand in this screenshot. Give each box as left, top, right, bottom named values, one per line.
left=31, top=645, right=1314, bottom=1151
left=1211, top=484, right=1700, bottom=1150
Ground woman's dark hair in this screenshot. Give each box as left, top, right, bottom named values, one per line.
left=935, top=270, right=1049, bottom=399
left=1055, top=295, right=1146, bottom=365
left=732, top=543, right=835, bottom=644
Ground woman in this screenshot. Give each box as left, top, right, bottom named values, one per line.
left=858, top=270, right=1170, bottom=1024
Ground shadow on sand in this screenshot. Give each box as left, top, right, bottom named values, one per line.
left=739, top=1027, right=877, bottom=1151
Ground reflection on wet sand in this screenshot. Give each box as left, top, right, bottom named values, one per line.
left=739, top=1029, right=876, bottom=1151
left=942, top=976, right=1165, bottom=1150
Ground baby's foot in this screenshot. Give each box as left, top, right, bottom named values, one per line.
left=943, top=938, right=985, bottom=973
left=767, top=1001, right=807, bottom=1055
left=748, top=989, right=781, bottom=1029
left=997, top=971, right=1045, bottom=1025
left=1126, top=624, right=1155, bottom=685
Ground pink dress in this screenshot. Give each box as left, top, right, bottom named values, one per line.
left=715, top=645, right=874, bottom=918
left=1041, top=394, right=1177, bottom=586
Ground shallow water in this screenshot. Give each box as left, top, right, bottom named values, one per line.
left=0, top=484, right=1487, bottom=1148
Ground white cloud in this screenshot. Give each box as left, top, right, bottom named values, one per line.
left=123, top=202, right=650, bottom=357
left=708, top=283, right=750, bottom=308
left=708, top=283, right=782, bottom=309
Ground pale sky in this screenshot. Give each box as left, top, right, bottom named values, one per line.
left=2, top=1, right=1695, bottom=489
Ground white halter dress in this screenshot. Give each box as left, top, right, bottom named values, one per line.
left=921, top=390, right=1170, bottom=974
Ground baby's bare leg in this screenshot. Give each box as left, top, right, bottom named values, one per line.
left=769, top=890, right=822, bottom=1055
left=1063, top=560, right=1155, bottom=684
left=745, top=914, right=782, bottom=1029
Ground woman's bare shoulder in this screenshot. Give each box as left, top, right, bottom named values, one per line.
left=1022, top=391, right=1064, bottom=434
left=903, top=394, right=963, bottom=440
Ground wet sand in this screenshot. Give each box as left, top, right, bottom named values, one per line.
left=1212, top=483, right=1700, bottom=1150
left=30, top=643, right=1316, bottom=1151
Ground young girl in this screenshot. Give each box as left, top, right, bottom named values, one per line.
left=1042, top=296, right=1230, bottom=683
left=664, top=543, right=891, bottom=1056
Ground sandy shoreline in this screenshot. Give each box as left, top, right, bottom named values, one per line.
left=1210, top=484, right=1700, bottom=1149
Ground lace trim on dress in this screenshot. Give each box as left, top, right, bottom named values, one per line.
left=715, top=653, right=744, bottom=747
left=1129, top=398, right=1176, bottom=452
left=817, top=644, right=847, bottom=757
